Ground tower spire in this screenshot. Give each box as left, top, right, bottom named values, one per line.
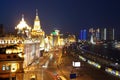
left=35, top=9, right=39, bottom=21
left=36, top=9, right=38, bottom=16
left=22, top=14, right=24, bottom=21
left=33, top=9, right=41, bottom=31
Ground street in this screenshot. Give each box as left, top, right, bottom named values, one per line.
left=23, top=48, right=120, bottom=80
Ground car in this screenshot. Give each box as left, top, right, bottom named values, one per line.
left=57, top=76, right=67, bottom=80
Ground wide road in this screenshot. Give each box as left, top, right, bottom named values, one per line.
left=24, top=47, right=120, bottom=80
left=59, top=51, right=120, bottom=80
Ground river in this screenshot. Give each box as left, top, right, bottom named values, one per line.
left=83, top=43, right=120, bottom=64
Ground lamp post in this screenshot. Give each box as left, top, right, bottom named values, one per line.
left=42, top=69, right=43, bottom=80
left=9, top=65, right=12, bottom=80
left=41, top=64, right=47, bottom=80
left=41, top=65, right=45, bottom=80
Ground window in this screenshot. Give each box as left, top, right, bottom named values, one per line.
left=7, top=56, right=11, bottom=59
left=2, top=65, right=6, bottom=70
left=6, top=66, right=10, bottom=70
left=13, top=55, right=17, bottom=58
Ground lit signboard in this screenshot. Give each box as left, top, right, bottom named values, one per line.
left=72, top=61, right=81, bottom=67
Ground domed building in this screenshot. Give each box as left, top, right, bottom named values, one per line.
left=15, top=15, right=31, bottom=38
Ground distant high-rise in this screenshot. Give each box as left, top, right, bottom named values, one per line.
left=96, top=28, right=100, bottom=41
left=0, top=24, right=4, bottom=37
left=89, top=28, right=115, bottom=44
left=100, top=28, right=106, bottom=40
left=89, top=28, right=96, bottom=44
left=106, top=28, right=114, bottom=41
left=100, top=28, right=114, bottom=41
left=79, top=29, right=87, bottom=40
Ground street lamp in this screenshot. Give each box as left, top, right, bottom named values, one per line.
left=9, top=65, right=12, bottom=80
left=42, top=65, right=45, bottom=80
left=41, top=61, right=49, bottom=80
left=42, top=68, right=44, bottom=80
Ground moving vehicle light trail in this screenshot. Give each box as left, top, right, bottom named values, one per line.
left=79, top=55, right=120, bottom=78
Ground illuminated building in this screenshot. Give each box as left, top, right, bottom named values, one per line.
left=90, top=35, right=96, bottom=44
left=0, top=37, right=24, bottom=80
left=80, top=30, right=82, bottom=40
left=63, top=32, right=76, bottom=44
left=115, top=42, right=120, bottom=49
left=49, top=29, right=65, bottom=49
left=89, top=28, right=115, bottom=44
left=0, top=36, right=24, bottom=54
left=100, top=28, right=105, bottom=40
left=89, top=28, right=96, bottom=44
left=44, top=37, right=50, bottom=52
left=106, top=28, right=114, bottom=41
left=15, top=15, right=31, bottom=38
left=0, top=54, right=24, bottom=80
left=100, top=28, right=114, bottom=41
left=59, top=34, right=65, bottom=46
left=23, top=39, right=40, bottom=68
left=104, top=28, right=107, bottom=40
left=51, top=30, right=60, bottom=47
left=82, top=30, right=86, bottom=40
left=48, top=35, right=54, bottom=49
left=0, top=36, right=23, bottom=45
left=96, top=28, right=100, bottom=41
left=33, top=9, right=42, bottom=32
left=100, top=28, right=106, bottom=40
left=0, top=24, right=4, bottom=37
left=68, top=35, right=76, bottom=43
left=31, top=9, right=45, bottom=49
left=79, top=29, right=87, bottom=41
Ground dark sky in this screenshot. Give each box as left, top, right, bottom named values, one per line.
left=0, top=0, right=120, bottom=35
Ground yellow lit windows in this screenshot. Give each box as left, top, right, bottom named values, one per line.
left=2, top=65, right=6, bottom=70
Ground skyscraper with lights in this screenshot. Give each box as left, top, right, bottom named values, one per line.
left=79, top=29, right=87, bottom=41
left=100, top=28, right=114, bottom=41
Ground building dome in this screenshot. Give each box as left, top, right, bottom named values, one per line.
left=15, top=15, right=31, bottom=31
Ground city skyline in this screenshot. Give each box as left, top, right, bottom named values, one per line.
left=0, top=0, right=120, bottom=35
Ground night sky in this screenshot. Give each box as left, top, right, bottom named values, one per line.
left=0, top=0, right=120, bottom=36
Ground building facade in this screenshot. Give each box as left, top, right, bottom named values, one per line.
left=23, top=39, right=40, bottom=68
left=0, top=54, right=24, bottom=80
left=31, top=9, right=45, bottom=49
left=15, top=15, right=31, bottom=38
left=100, top=28, right=114, bottom=41
left=79, top=29, right=87, bottom=41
